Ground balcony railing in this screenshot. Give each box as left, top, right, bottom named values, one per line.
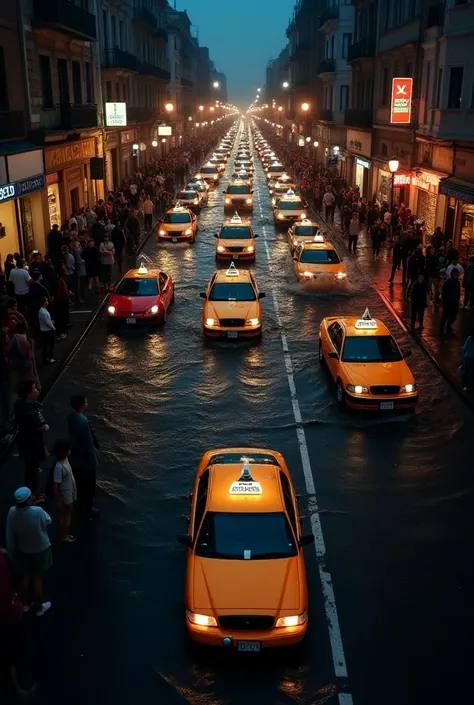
left=344, top=108, right=373, bottom=128
left=132, top=7, right=157, bottom=29
left=137, top=61, right=170, bottom=81
left=40, top=104, right=98, bottom=130
left=320, top=6, right=339, bottom=28
left=104, top=48, right=137, bottom=72
left=0, top=111, right=26, bottom=140
left=154, top=27, right=168, bottom=42
left=319, top=108, right=333, bottom=122
left=317, top=59, right=335, bottom=75
left=347, top=37, right=375, bottom=62
left=181, top=78, right=194, bottom=88
left=33, top=0, right=97, bottom=41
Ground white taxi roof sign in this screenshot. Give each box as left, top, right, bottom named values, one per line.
left=225, top=262, right=239, bottom=276
left=285, top=188, right=295, bottom=197
left=300, top=219, right=312, bottom=226
left=229, top=458, right=263, bottom=495
left=173, top=201, right=184, bottom=210
left=138, top=263, right=148, bottom=274
left=313, top=233, right=325, bottom=242
left=355, top=308, right=378, bottom=329
left=230, top=212, right=242, bottom=223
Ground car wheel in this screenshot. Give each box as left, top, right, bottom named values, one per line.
left=318, top=339, right=325, bottom=366
left=336, top=379, right=345, bottom=406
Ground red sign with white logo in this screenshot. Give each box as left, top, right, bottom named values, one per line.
left=394, top=174, right=411, bottom=186
left=390, top=78, right=413, bottom=124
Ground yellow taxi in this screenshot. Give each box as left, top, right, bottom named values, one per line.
left=177, top=449, right=313, bottom=649
left=230, top=169, right=253, bottom=187
left=214, top=213, right=257, bottom=261
left=223, top=179, right=254, bottom=211
left=318, top=308, right=418, bottom=410
left=292, top=237, right=347, bottom=289
left=198, top=161, right=221, bottom=183
left=273, top=189, right=308, bottom=226
left=200, top=262, right=265, bottom=339
left=173, top=189, right=202, bottom=212
left=157, top=202, right=198, bottom=243
left=288, top=219, right=325, bottom=253
left=266, top=162, right=286, bottom=180
left=269, top=173, right=295, bottom=196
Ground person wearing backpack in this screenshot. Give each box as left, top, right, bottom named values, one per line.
left=52, top=439, right=76, bottom=543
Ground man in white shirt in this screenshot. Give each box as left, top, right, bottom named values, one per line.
left=9, top=260, right=31, bottom=315
left=38, top=297, right=56, bottom=364
left=446, top=259, right=464, bottom=279
left=323, top=190, right=336, bottom=222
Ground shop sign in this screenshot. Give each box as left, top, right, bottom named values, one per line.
left=454, top=150, right=474, bottom=181
left=45, top=139, right=95, bottom=172
left=0, top=174, right=45, bottom=203
left=390, top=77, right=413, bottom=124
left=46, top=172, right=58, bottom=185
left=439, top=181, right=474, bottom=205
left=105, top=102, right=127, bottom=127
left=412, top=171, right=439, bottom=193
left=158, top=125, right=172, bottom=136
left=394, top=174, right=411, bottom=186
left=355, top=157, right=370, bottom=169
left=347, top=130, right=371, bottom=157
left=298, top=137, right=305, bottom=147
left=432, top=146, right=453, bottom=173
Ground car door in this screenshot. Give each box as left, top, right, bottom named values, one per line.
left=326, top=322, right=343, bottom=380
left=159, top=272, right=172, bottom=308
left=190, top=469, right=209, bottom=542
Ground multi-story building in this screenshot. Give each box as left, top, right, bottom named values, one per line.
left=166, top=6, right=199, bottom=141
left=317, top=0, right=355, bottom=168
left=211, top=70, right=228, bottom=104
left=20, top=0, right=102, bottom=233
left=1, top=0, right=47, bottom=261
left=196, top=46, right=212, bottom=108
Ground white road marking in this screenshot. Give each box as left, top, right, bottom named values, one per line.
left=260, top=210, right=353, bottom=704
left=70, top=310, right=93, bottom=314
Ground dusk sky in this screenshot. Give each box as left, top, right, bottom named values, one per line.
left=176, top=0, right=293, bottom=107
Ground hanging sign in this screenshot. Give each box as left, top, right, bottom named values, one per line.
left=390, top=78, right=413, bottom=124
left=105, top=102, right=127, bottom=127
left=158, top=125, right=172, bottom=136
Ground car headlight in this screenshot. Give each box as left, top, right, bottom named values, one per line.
left=246, top=317, right=260, bottom=326
left=246, top=245, right=254, bottom=252
left=300, top=213, right=307, bottom=219
left=275, top=611, right=307, bottom=628
left=347, top=385, right=369, bottom=394
left=150, top=305, right=159, bottom=314
left=184, top=228, right=193, bottom=235
left=402, top=384, right=416, bottom=393
left=186, top=610, right=217, bottom=627
left=107, top=305, right=116, bottom=315
left=293, top=239, right=298, bottom=246
left=159, top=229, right=166, bottom=236
left=302, top=271, right=314, bottom=278
left=246, top=198, right=253, bottom=204
left=272, top=198, right=276, bottom=205
left=278, top=213, right=284, bottom=219
left=213, top=175, right=218, bottom=180
left=335, top=272, right=347, bottom=280
left=205, top=317, right=218, bottom=326
left=225, top=198, right=231, bottom=204
left=217, top=245, right=225, bottom=252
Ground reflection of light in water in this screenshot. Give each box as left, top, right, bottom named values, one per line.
left=145, top=330, right=169, bottom=361
left=244, top=343, right=264, bottom=370
left=104, top=335, right=128, bottom=365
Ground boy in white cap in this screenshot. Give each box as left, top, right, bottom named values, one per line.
left=5, top=487, right=52, bottom=616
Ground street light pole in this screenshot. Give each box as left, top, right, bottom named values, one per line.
left=388, top=157, right=400, bottom=207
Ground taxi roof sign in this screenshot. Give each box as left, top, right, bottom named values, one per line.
left=229, top=458, right=263, bottom=495
left=231, top=212, right=242, bottom=223
left=285, top=188, right=295, bottom=197
left=300, top=219, right=312, bottom=226
left=138, top=262, right=148, bottom=274
left=313, top=233, right=325, bottom=242
left=173, top=201, right=184, bottom=211
left=225, top=262, right=239, bottom=276
left=355, top=308, right=378, bottom=329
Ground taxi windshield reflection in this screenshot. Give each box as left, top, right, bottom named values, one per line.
left=342, top=335, right=402, bottom=363
left=300, top=250, right=340, bottom=264
left=209, top=283, right=256, bottom=301
left=220, top=227, right=252, bottom=239
left=116, top=278, right=158, bottom=296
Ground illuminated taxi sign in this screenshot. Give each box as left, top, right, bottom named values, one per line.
left=173, top=201, right=184, bottom=211
left=284, top=188, right=295, bottom=198
left=138, top=263, right=148, bottom=274
left=230, top=212, right=242, bottom=223
left=229, top=459, right=263, bottom=495
left=355, top=308, right=378, bottom=329
left=225, top=262, right=239, bottom=276
left=300, top=219, right=312, bottom=226
left=313, top=233, right=325, bottom=242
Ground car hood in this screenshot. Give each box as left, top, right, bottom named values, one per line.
left=109, top=294, right=158, bottom=313
left=218, top=238, right=254, bottom=248
left=342, top=360, right=414, bottom=386
left=161, top=223, right=192, bottom=232
left=193, top=556, right=301, bottom=610
left=205, top=300, right=259, bottom=320
left=296, top=262, right=345, bottom=274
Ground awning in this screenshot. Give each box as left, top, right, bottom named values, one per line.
left=439, top=176, right=474, bottom=205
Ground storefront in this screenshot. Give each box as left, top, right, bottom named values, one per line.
left=319, top=124, right=346, bottom=172
left=439, top=177, right=474, bottom=259
left=0, top=147, right=46, bottom=264
left=412, top=170, right=442, bottom=240
left=120, top=129, right=139, bottom=181
left=345, top=130, right=372, bottom=198
left=44, top=137, right=100, bottom=226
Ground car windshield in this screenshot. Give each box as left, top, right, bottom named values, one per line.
left=177, top=193, right=196, bottom=200
left=269, top=166, right=284, bottom=172
left=342, top=335, right=403, bottom=363
left=299, top=249, right=340, bottom=263
left=116, top=278, right=158, bottom=296
left=227, top=186, right=250, bottom=194
left=220, top=227, right=252, bottom=239
left=195, top=512, right=297, bottom=560
left=163, top=213, right=191, bottom=223
left=295, top=226, right=318, bottom=236
left=201, top=167, right=217, bottom=174
left=279, top=200, right=304, bottom=210
left=209, top=282, right=256, bottom=301
left=186, top=184, right=201, bottom=191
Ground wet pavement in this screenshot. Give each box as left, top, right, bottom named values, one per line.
left=1, top=122, right=474, bottom=705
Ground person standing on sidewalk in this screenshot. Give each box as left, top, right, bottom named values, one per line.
left=425, top=245, right=441, bottom=302
left=348, top=213, right=360, bottom=254
left=9, top=261, right=31, bottom=316
left=410, top=274, right=428, bottom=332
left=370, top=219, right=384, bottom=259
left=462, top=256, right=474, bottom=309
left=14, top=380, right=49, bottom=495
left=68, top=394, right=100, bottom=519
left=143, top=195, right=154, bottom=231
left=52, top=439, right=77, bottom=543
left=111, top=220, right=126, bottom=276
left=54, top=266, right=70, bottom=340
left=38, top=297, right=56, bottom=364
left=440, top=269, right=461, bottom=337
left=323, top=189, right=335, bottom=222
left=99, top=233, right=115, bottom=291
left=6, top=487, right=52, bottom=617
left=126, top=209, right=140, bottom=250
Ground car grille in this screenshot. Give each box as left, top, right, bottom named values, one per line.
left=231, top=199, right=243, bottom=204
left=227, top=247, right=243, bottom=253
left=219, top=318, right=245, bottom=327
left=370, top=385, right=400, bottom=395
left=218, top=615, right=274, bottom=631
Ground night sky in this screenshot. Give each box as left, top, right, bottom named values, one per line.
left=176, top=0, right=292, bottom=107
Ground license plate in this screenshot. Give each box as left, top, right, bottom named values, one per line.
left=227, top=331, right=238, bottom=339
left=233, top=255, right=239, bottom=260
left=237, top=641, right=261, bottom=652
left=126, top=318, right=136, bottom=325
left=380, top=401, right=394, bottom=410
left=172, top=238, right=177, bottom=243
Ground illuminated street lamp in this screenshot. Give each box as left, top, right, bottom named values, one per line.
left=313, top=141, right=319, bottom=148
left=151, top=139, right=158, bottom=147
left=210, top=106, right=215, bottom=112
left=213, top=81, right=220, bottom=88
left=301, top=102, right=310, bottom=112
left=306, top=137, right=311, bottom=143
left=388, top=157, right=400, bottom=206
left=199, top=105, right=204, bottom=112
left=165, top=103, right=174, bottom=112
left=282, top=81, right=289, bottom=89
left=278, top=106, right=283, bottom=112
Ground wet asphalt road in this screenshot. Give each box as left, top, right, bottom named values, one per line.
left=4, top=121, right=474, bottom=705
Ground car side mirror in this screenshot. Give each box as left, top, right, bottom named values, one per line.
left=258, top=292, right=266, bottom=299
left=254, top=234, right=259, bottom=238
left=293, top=256, right=298, bottom=262
left=214, top=233, right=219, bottom=238
left=403, top=349, right=412, bottom=358
left=199, top=292, right=207, bottom=299
left=299, top=534, right=314, bottom=547
left=222, top=190, right=226, bottom=194
left=177, top=534, right=193, bottom=547
left=328, top=351, right=339, bottom=359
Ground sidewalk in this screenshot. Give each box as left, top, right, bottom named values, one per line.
left=315, top=209, right=474, bottom=405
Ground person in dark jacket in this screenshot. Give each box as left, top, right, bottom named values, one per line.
left=68, top=394, right=100, bottom=518
left=388, top=235, right=404, bottom=283
left=28, top=272, right=49, bottom=326
left=424, top=245, right=441, bottom=301
left=46, top=225, right=63, bottom=266
left=111, top=221, right=126, bottom=275
left=126, top=210, right=140, bottom=249
left=13, top=379, right=49, bottom=495
left=91, top=219, right=106, bottom=248
left=410, top=274, right=429, bottom=332
left=462, top=255, right=474, bottom=309
left=370, top=220, right=384, bottom=259
left=440, top=269, right=461, bottom=336
left=405, top=245, right=425, bottom=295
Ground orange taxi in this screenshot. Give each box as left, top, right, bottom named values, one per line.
left=107, top=262, right=174, bottom=327
left=215, top=213, right=258, bottom=261
left=318, top=308, right=418, bottom=410
left=198, top=161, right=221, bottom=183
left=292, top=237, right=347, bottom=288
left=157, top=202, right=198, bottom=243
left=288, top=219, right=325, bottom=253
left=177, top=449, right=313, bottom=649
left=200, top=262, right=265, bottom=339
left=223, top=178, right=254, bottom=211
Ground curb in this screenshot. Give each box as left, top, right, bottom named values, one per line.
left=315, top=212, right=474, bottom=413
